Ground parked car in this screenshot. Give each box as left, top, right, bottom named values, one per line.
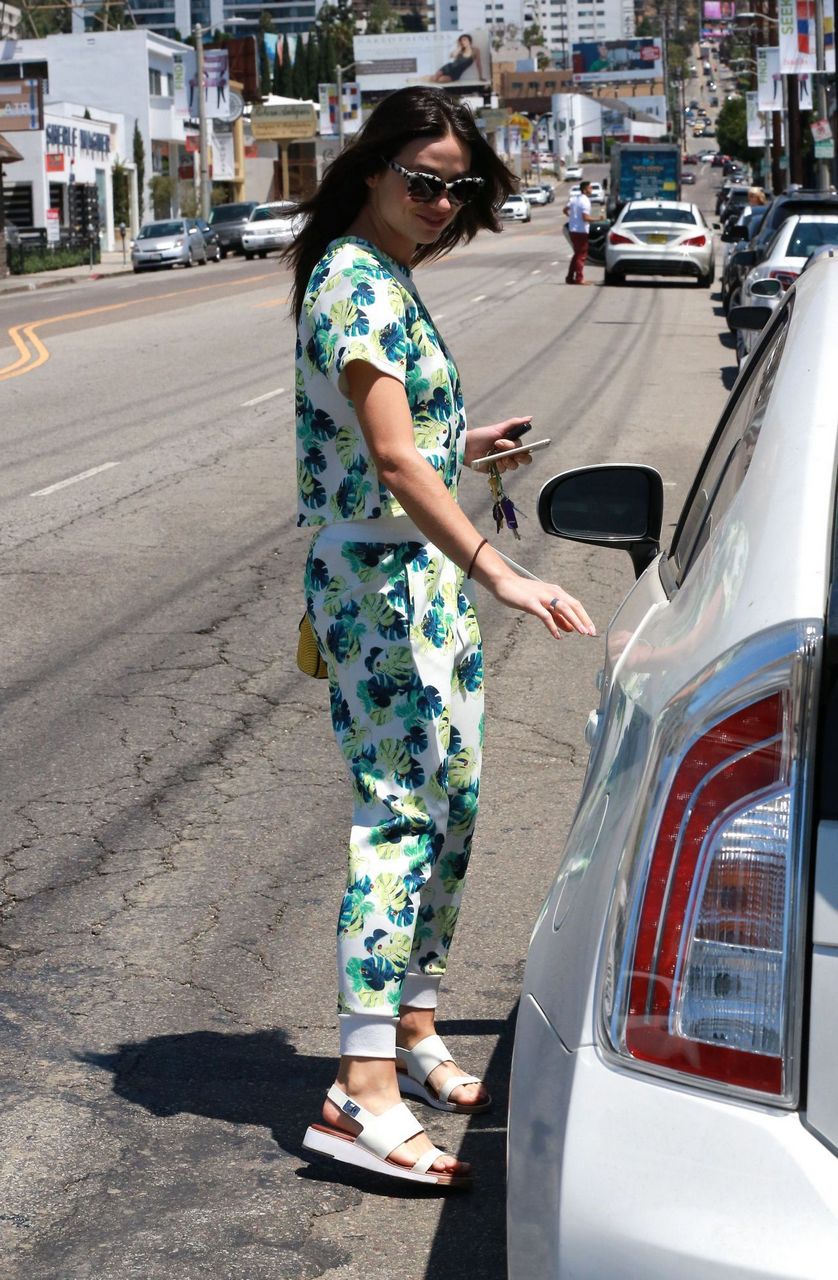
left=732, top=214, right=838, bottom=358
left=131, top=218, right=208, bottom=272
left=194, top=217, right=221, bottom=262
left=564, top=164, right=583, bottom=181
left=730, top=275, right=784, bottom=363
left=539, top=183, right=556, bottom=203
left=207, top=200, right=259, bottom=256
left=683, top=152, right=699, bottom=165
left=240, top=202, right=304, bottom=258
left=682, top=171, right=696, bottom=185
left=509, top=256, right=838, bottom=1279
left=604, top=199, right=714, bottom=286
left=570, top=181, right=604, bottom=204
left=500, top=194, right=531, bottom=223
left=522, top=185, right=550, bottom=206
left=724, top=189, right=838, bottom=307
left=720, top=204, right=769, bottom=306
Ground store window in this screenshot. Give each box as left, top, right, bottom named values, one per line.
left=2, top=182, right=34, bottom=229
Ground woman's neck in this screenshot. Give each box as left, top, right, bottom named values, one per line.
left=345, top=207, right=414, bottom=272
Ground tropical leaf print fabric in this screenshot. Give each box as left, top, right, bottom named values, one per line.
left=305, top=521, right=484, bottom=1019
left=296, top=237, right=467, bottom=529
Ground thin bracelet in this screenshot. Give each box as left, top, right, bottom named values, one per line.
left=467, top=537, right=488, bottom=579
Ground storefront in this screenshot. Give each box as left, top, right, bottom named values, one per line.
left=5, top=101, right=128, bottom=250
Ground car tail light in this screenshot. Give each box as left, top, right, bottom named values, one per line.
left=681, top=234, right=707, bottom=246
left=609, top=231, right=633, bottom=245
left=601, top=624, right=819, bottom=1105
left=769, top=269, right=799, bottom=291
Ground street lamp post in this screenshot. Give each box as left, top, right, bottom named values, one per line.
left=194, top=23, right=210, bottom=221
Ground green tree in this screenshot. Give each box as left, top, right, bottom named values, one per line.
left=306, top=29, right=321, bottom=99
left=315, top=1, right=356, bottom=68
left=274, top=35, right=292, bottom=95
left=292, top=35, right=308, bottom=99
left=133, top=121, right=145, bottom=219
left=366, top=0, right=400, bottom=34
left=319, top=28, right=337, bottom=83
left=111, top=159, right=130, bottom=226
left=402, top=6, right=425, bottom=32
left=716, top=95, right=762, bottom=165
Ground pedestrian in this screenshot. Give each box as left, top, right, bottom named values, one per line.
left=285, top=86, right=596, bottom=1189
left=564, top=178, right=594, bottom=284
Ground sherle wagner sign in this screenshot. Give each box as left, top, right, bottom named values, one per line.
left=250, top=103, right=318, bottom=140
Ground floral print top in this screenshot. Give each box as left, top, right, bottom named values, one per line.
left=295, top=236, right=466, bottom=528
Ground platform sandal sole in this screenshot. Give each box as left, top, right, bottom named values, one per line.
left=302, top=1123, right=472, bottom=1188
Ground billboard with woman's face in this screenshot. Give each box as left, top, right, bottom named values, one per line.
left=353, top=30, right=491, bottom=93
left=572, top=38, right=663, bottom=83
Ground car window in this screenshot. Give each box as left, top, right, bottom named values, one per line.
left=138, top=221, right=183, bottom=238
left=668, top=303, right=791, bottom=585
left=209, top=203, right=255, bottom=224
left=788, top=221, right=838, bottom=256
left=622, top=208, right=697, bottom=224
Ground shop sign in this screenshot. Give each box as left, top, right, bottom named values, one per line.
left=250, top=102, right=317, bottom=140
left=45, top=123, right=111, bottom=156
left=0, top=79, right=43, bottom=131
left=45, top=209, right=60, bottom=243
left=45, top=152, right=65, bottom=173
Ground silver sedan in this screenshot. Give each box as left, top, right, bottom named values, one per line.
left=604, top=199, right=714, bottom=286
left=132, top=219, right=208, bottom=273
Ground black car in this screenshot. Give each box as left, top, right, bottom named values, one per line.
left=194, top=217, right=222, bottom=262
left=720, top=205, right=768, bottom=306
left=207, top=201, right=259, bottom=256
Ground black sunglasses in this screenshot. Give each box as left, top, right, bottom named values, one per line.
left=384, top=158, right=485, bottom=207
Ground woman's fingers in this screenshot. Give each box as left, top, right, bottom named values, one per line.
left=546, top=590, right=597, bottom=636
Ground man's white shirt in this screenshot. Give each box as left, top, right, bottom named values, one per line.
left=568, top=193, right=592, bottom=234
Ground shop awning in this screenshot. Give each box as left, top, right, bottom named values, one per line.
left=0, top=132, right=24, bottom=165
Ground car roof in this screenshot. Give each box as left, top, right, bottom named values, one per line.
left=624, top=199, right=696, bottom=211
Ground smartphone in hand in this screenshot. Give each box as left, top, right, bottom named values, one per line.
left=471, top=438, right=552, bottom=469
left=503, top=421, right=533, bottom=441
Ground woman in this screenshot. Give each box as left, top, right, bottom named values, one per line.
left=288, top=87, right=595, bottom=1189
left=430, top=33, right=481, bottom=84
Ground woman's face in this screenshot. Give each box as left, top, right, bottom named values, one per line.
left=366, top=132, right=472, bottom=252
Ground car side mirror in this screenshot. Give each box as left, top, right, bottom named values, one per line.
left=731, top=247, right=756, bottom=268
left=749, top=278, right=782, bottom=298
left=728, top=304, right=774, bottom=330
left=537, top=465, right=664, bottom=580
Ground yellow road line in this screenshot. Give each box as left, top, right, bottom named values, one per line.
left=0, top=273, right=270, bottom=382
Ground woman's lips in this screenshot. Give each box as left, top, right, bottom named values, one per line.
left=417, top=212, right=450, bottom=230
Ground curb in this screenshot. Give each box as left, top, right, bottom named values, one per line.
left=0, top=266, right=135, bottom=296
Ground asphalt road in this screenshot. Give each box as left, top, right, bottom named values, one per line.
left=1, top=161, right=734, bottom=1279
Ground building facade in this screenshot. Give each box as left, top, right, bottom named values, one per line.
left=532, top=0, right=634, bottom=65
left=70, top=0, right=326, bottom=40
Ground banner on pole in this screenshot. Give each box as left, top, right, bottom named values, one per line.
left=826, top=0, right=836, bottom=72
left=746, top=91, right=771, bottom=146
left=756, top=46, right=782, bottom=110
left=797, top=72, right=813, bottom=109
left=778, top=0, right=816, bottom=74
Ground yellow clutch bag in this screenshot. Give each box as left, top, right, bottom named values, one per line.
left=297, top=614, right=328, bottom=679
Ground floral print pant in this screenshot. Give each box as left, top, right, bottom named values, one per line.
left=305, top=518, right=484, bottom=1052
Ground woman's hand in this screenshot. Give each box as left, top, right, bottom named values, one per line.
left=464, top=418, right=533, bottom=473
left=483, top=569, right=596, bottom=640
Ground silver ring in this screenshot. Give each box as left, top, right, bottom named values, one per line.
left=549, top=597, right=560, bottom=610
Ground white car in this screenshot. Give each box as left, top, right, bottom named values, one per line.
left=499, top=194, right=531, bottom=223
left=733, top=214, right=838, bottom=360
left=508, top=256, right=838, bottom=1279
left=240, top=202, right=304, bottom=258
left=564, top=164, right=583, bottom=181
left=569, top=181, right=604, bottom=204
left=604, top=199, right=714, bottom=286
left=521, top=185, right=550, bottom=206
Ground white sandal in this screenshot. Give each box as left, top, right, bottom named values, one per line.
left=302, top=1084, right=471, bottom=1188
left=396, top=1034, right=491, bottom=1114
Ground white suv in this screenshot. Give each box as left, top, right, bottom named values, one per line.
left=508, top=258, right=838, bottom=1278
left=499, top=194, right=531, bottom=223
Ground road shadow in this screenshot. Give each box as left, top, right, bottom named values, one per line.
left=80, top=1011, right=514, bottom=1231
left=720, top=364, right=739, bottom=391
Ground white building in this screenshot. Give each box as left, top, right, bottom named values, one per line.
left=4, top=30, right=191, bottom=222
left=7, top=101, right=127, bottom=249
left=70, top=0, right=326, bottom=40
left=533, top=0, right=634, bottom=65
left=0, top=2, right=21, bottom=37
left=453, top=0, right=535, bottom=38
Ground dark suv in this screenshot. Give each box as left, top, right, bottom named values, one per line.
left=726, top=190, right=838, bottom=305
left=207, top=201, right=259, bottom=257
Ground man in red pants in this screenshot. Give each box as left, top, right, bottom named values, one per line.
left=563, top=179, right=594, bottom=284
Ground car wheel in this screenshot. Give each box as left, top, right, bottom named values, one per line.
left=698, top=266, right=714, bottom=288
left=132, top=266, right=143, bottom=274
left=213, top=248, right=221, bottom=262
left=219, top=246, right=228, bottom=259
left=185, top=251, right=194, bottom=268
left=726, top=289, right=741, bottom=330
left=244, top=252, right=254, bottom=260
left=603, top=267, right=622, bottom=286
left=258, top=251, right=268, bottom=259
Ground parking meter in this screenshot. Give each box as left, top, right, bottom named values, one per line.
left=118, top=220, right=127, bottom=264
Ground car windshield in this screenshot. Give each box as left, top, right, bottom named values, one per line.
left=209, top=204, right=255, bottom=224
left=623, top=207, right=697, bottom=225
left=788, top=222, right=838, bottom=256
left=138, top=221, right=183, bottom=238
left=251, top=206, right=293, bottom=222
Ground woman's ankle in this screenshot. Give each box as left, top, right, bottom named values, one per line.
left=336, top=1054, right=399, bottom=1100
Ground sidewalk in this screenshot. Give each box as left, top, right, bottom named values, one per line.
left=0, top=249, right=134, bottom=296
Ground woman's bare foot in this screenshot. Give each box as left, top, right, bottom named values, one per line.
left=323, top=1055, right=470, bottom=1176
left=396, top=1006, right=490, bottom=1108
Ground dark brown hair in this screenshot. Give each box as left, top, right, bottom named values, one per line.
left=282, top=86, right=516, bottom=320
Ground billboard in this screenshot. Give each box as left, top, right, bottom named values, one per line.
left=0, top=78, right=43, bottom=131
left=572, top=38, right=663, bottom=83
left=173, top=48, right=231, bottom=120
left=318, top=82, right=362, bottom=136
left=353, top=30, right=491, bottom=92
left=703, top=1, right=734, bottom=17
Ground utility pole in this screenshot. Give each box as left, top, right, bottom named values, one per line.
left=195, top=23, right=211, bottom=221
left=335, top=62, right=355, bottom=154
left=814, top=0, right=831, bottom=190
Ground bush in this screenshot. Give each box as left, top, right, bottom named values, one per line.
left=11, top=246, right=96, bottom=274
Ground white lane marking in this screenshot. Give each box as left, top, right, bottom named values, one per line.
left=31, top=461, right=119, bottom=497
left=550, top=260, right=559, bottom=265
left=663, top=481, right=678, bottom=488
left=472, top=294, right=487, bottom=303
left=531, top=269, right=541, bottom=275
left=242, top=386, right=286, bottom=407
left=505, top=279, right=517, bottom=285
